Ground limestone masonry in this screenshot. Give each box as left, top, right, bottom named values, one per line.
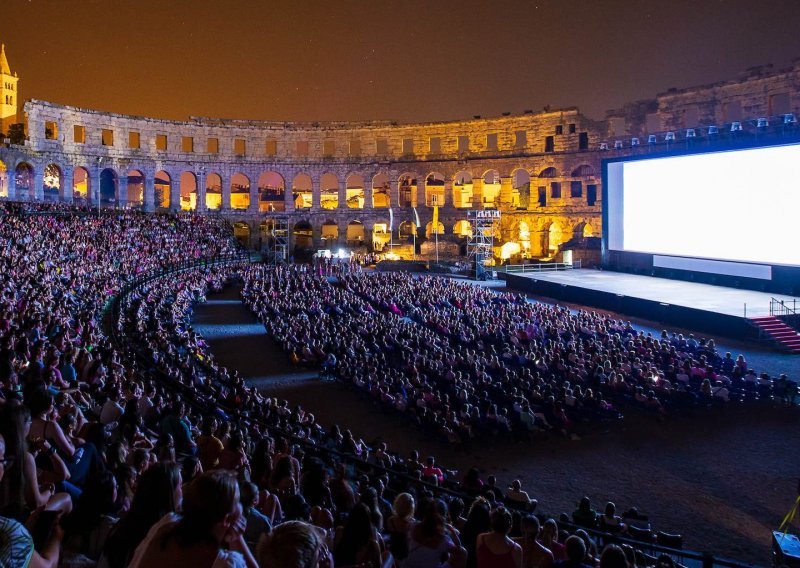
left=1, top=54, right=799, bottom=259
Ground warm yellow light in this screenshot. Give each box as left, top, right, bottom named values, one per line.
left=499, top=241, right=521, bottom=259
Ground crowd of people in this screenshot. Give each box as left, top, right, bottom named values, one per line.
left=242, top=268, right=796, bottom=449
left=0, top=201, right=790, bottom=567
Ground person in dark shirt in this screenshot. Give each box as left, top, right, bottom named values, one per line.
left=571, top=497, right=597, bottom=529
left=555, top=535, right=593, bottom=568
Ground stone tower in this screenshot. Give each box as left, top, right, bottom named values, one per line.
left=0, top=44, right=19, bottom=136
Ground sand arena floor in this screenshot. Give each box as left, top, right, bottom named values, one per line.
left=193, top=283, right=800, bottom=564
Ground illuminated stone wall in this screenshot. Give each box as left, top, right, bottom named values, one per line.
left=1, top=58, right=798, bottom=259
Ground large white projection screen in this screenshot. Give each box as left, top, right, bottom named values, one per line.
left=607, top=144, right=800, bottom=267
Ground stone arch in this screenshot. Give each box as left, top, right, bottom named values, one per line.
left=100, top=168, right=119, bottom=206
left=539, top=166, right=559, bottom=178
left=205, top=172, right=222, bottom=210
left=453, top=171, right=473, bottom=209
left=572, top=220, right=595, bottom=239
left=14, top=162, right=34, bottom=201
left=320, top=172, right=339, bottom=210
left=179, top=171, right=197, bottom=210
left=321, top=218, right=339, bottom=246
left=372, top=172, right=390, bottom=208
left=345, top=173, right=365, bottom=209
left=346, top=220, right=366, bottom=246
left=43, top=163, right=63, bottom=201
left=154, top=170, right=171, bottom=208
left=542, top=220, right=565, bottom=257
left=398, top=220, right=416, bottom=238
left=231, top=172, right=250, bottom=210
left=126, top=169, right=145, bottom=208
left=292, top=173, right=312, bottom=210
left=398, top=173, right=417, bottom=208
left=482, top=169, right=501, bottom=208
left=424, top=172, right=445, bottom=207
left=232, top=221, right=251, bottom=247
left=258, top=171, right=286, bottom=212
left=425, top=220, right=444, bottom=238
left=453, top=219, right=472, bottom=237
left=72, top=167, right=90, bottom=201
left=0, top=159, right=7, bottom=198
left=512, top=168, right=531, bottom=210
left=293, top=220, right=313, bottom=249
left=571, top=164, right=596, bottom=178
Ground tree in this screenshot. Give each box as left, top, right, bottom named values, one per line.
left=7, top=123, right=25, bottom=145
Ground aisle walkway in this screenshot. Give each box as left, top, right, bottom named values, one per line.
left=193, top=285, right=317, bottom=390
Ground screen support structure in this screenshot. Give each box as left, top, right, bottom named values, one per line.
left=467, top=209, right=500, bottom=280
left=268, top=215, right=290, bottom=263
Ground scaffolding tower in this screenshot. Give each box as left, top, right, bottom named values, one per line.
left=268, top=216, right=290, bottom=263
left=466, top=209, right=500, bottom=279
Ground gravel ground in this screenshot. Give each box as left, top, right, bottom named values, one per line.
left=193, top=284, right=800, bottom=565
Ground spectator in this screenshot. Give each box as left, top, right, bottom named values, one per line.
left=256, top=520, right=332, bottom=568
left=475, top=506, right=522, bottom=568
left=128, top=469, right=257, bottom=567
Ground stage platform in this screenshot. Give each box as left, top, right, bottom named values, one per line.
left=504, top=269, right=800, bottom=340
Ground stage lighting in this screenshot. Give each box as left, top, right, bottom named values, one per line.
left=614, top=140, right=623, bottom=149
left=685, top=128, right=696, bottom=138
left=731, top=121, right=742, bottom=132
left=784, top=113, right=797, bottom=125
left=647, top=135, right=657, bottom=144
left=756, top=117, right=769, bottom=128
left=631, top=137, right=640, bottom=146
left=664, top=132, right=676, bottom=142
left=708, top=125, right=719, bottom=135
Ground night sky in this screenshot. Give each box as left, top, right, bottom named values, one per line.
left=3, top=0, right=800, bottom=123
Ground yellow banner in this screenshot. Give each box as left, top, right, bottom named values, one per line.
left=432, top=204, right=439, bottom=232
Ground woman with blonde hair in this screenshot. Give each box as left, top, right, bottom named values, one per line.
left=386, top=493, right=415, bottom=562
left=257, top=520, right=332, bottom=568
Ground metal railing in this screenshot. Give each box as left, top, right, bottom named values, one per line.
left=770, top=297, right=800, bottom=330
left=101, top=252, right=253, bottom=337
left=504, top=260, right=582, bottom=273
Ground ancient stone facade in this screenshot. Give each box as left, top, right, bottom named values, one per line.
left=1, top=57, right=799, bottom=260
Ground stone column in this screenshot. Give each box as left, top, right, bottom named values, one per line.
left=221, top=173, right=231, bottom=211
left=443, top=180, right=452, bottom=207
left=92, top=167, right=102, bottom=208
left=117, top=173, right=128, bottom=208
left=311, top=177, right=321, bottom=211
left=338, top=222, right=348, bottom=248
left=144, top=174, right=155, bottom=212
left=6, top=168, right=16, bottom=201
left=248, top=176, right=259, bottom=214
left=33, top=170, right=45, bottom=201
left=61, top=167, right=74, bottom=204
left=196, top=171, right=206, bottom=212
left=170, top=174, right=180, bottom=211
left=363, top=222, right=374, bottom=251
left=284, top=181, right=295, bottom=213
left=471, top=177, right=484, bottom=209
left=337, top=181, right=346, bottom=210
left=389, top=180, right=399, bottom=208
left=416, top=176, right=425, bottom=208
left=363, top=176, right=373, bottom=209
left=499, top=176, right=513, bottom=209
left=312, top=224, right=322, bottom=249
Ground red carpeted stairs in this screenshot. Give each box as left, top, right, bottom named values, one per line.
left=749, top=316, right=800, bottom=353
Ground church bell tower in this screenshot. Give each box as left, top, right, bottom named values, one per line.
left=0, top=44, right=20, bottom=135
